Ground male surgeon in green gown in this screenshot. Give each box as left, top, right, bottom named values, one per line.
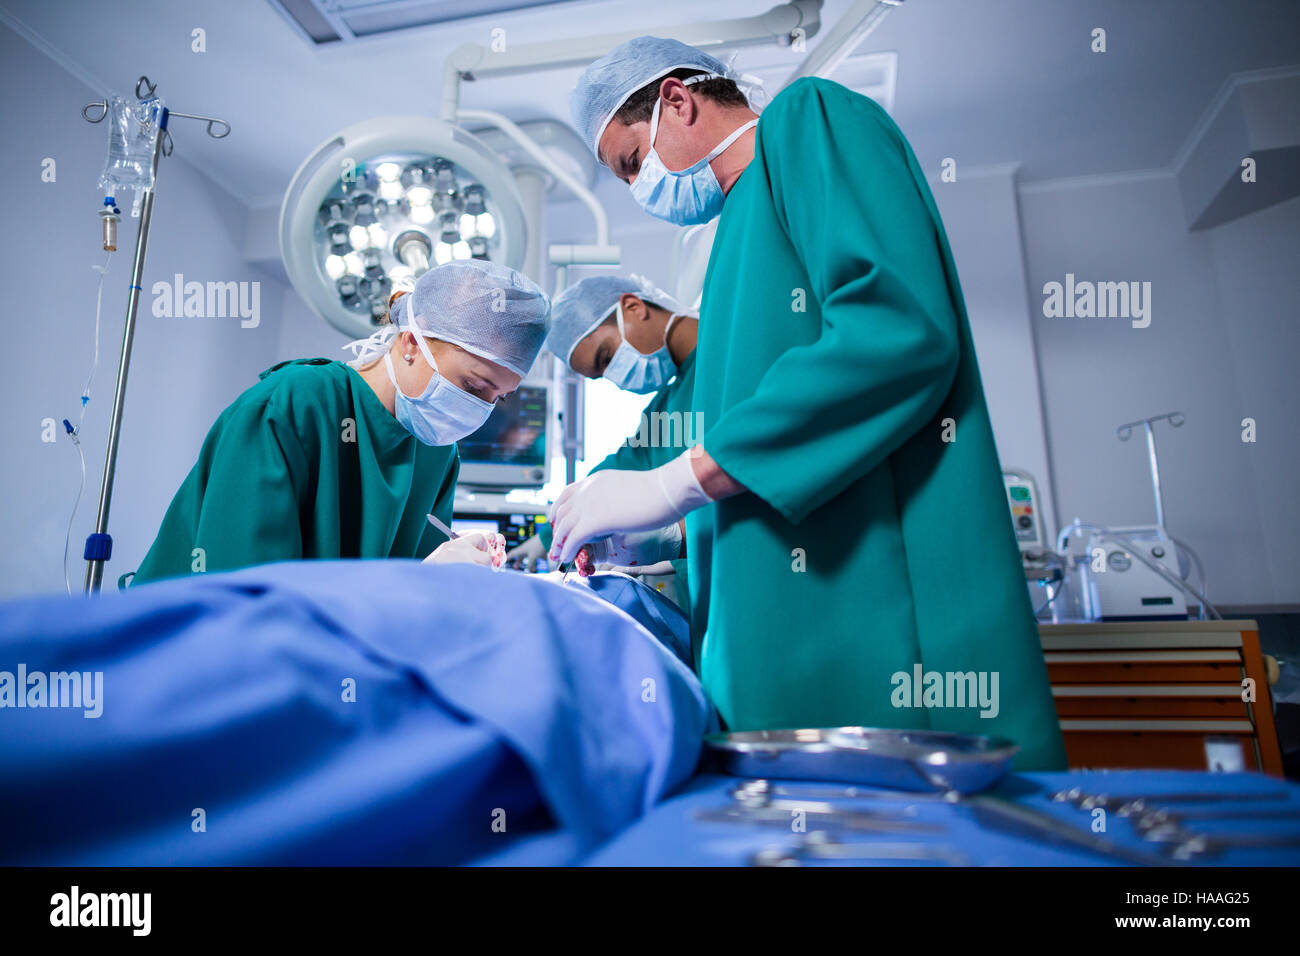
left=508, top=274, right=697, bottom=606
left=550, top=37, right=1066, bottom=770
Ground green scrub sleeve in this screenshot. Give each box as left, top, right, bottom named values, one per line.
left=414, top=451, right=461, bottom=559
left=702, top=79, right=961, bottom=526
left=194, top=398, right=310, bottom=572
left=589, top=439, right=655, bottom=475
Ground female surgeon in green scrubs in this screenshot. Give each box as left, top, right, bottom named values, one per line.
left=130, top=259, right=550, bottom=585
left=508, top=274, right=697, bottom=597
left=551, top=37, right=1067, bottom=771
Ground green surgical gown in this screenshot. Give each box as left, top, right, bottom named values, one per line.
left=540, top=351, right=697, bottom=604
left=131, top=358, right=458, bottom=585
left=690, top=78, right=1066, bottom=770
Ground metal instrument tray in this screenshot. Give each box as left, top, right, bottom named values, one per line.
left=704, top=727, right=1019, bottom=794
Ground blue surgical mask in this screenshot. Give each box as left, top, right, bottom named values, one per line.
left=629, top=86, right=757, bottom=227
left=384, top=330, right=495, bottom=445
left=603, top=304, right=682, bottom=394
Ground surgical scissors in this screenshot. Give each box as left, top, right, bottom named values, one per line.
left=750, top=833, right=971, bottom=867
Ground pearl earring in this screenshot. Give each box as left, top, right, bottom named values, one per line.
left=404, top=353, right=415, bottom=363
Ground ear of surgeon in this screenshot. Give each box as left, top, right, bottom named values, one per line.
left=600, top=76, right=758, bottom=202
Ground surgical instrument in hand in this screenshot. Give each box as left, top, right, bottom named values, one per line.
left=426, top=513, right=459, bottom=540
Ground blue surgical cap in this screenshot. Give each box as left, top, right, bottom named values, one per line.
left=571, top=36, right=733, bottom=164
left=345, top=259, right=551, bottom=377
left=546, top=274, right=685, bottom=367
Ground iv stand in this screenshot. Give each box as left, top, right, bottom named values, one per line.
left=1116, top=411, right=1185, bottom=531
left=79, top=77, right=230, bottom=593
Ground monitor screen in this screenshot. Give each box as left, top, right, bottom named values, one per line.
left=448, top=519, right=502, bottom=538
left=452, top=512, right=549, bottom=550
left=458, top=384, right=547, bottom=468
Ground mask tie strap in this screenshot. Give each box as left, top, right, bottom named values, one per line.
left=703, top=118, right=758, bottom=164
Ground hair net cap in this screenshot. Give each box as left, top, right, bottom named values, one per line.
left=545, top=274, right=686, bottom=367
left=344, top=259, right=550, bottom=377
left=571, top=36, right=733, bottom=164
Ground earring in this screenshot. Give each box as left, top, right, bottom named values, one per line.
left=404, top=353, right=415, bottom=364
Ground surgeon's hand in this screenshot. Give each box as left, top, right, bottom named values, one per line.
left=584, top=523, right=683, bottom=573
left=549, top=452, right=712, bottom=565
left=423, top=531, right=505, bottom=568
left=505, top=534, right=546, bottom=570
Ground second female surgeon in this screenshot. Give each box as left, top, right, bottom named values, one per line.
left=130, top=259, right=550, bottom=585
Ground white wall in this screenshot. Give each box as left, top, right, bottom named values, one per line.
left=0, top=21, right=294, bottom=598
left=1204, top=193, right=1300, bottom=599
left=929, top=165, right=1058, bottom=538
left=1018, top=171, right=1295, bottom=605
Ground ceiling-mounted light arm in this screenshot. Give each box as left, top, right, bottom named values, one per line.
left=440, top=1, right=822, bottom=121
left=440, top=45, right=477, bottom=124
left=783, top=0, right=901, bottom=88
left=456, top=107, right=611, bottom=247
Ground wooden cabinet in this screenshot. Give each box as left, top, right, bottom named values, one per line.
left=1038, top=620, right=1283, bottom=775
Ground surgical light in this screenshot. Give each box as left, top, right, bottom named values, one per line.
left=280, top=116, right=526, bottom=338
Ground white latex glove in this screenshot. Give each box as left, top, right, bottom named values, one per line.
left=423, top=531, right=505, bottom=568
left=587, top=523, right=683, bottom=569
left=549, top=452, right=711, bottom=565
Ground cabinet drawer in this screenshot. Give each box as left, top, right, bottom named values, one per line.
left=1061, top=724, right=1256, bottom=771
left=1045, top=650, right=1242, bottom=685
left=1052, top=684, right=1249, bottom=718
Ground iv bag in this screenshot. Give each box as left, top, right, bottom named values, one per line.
left=97, top=94, right=164, bottom=216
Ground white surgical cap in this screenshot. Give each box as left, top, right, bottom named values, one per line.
left=545, top=274, right=686, bottom=367
left=344, top=259, right=550, bottom=377
left=571, top=36, right=736, bottom=164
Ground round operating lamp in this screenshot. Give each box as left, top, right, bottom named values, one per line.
left=280, top=116, right=528, bottom=338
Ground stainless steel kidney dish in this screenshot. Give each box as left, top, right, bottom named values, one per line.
left=704, top=727, right=1020, bottom=795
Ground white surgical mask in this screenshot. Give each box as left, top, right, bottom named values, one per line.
left=629, top=79, right=757, bottom=227
left=603, top=305, right=683, bottom=394
left=385, top=328, right=495, bottom=445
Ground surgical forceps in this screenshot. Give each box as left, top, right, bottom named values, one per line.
left=750, top=833, right=971, bottom=867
